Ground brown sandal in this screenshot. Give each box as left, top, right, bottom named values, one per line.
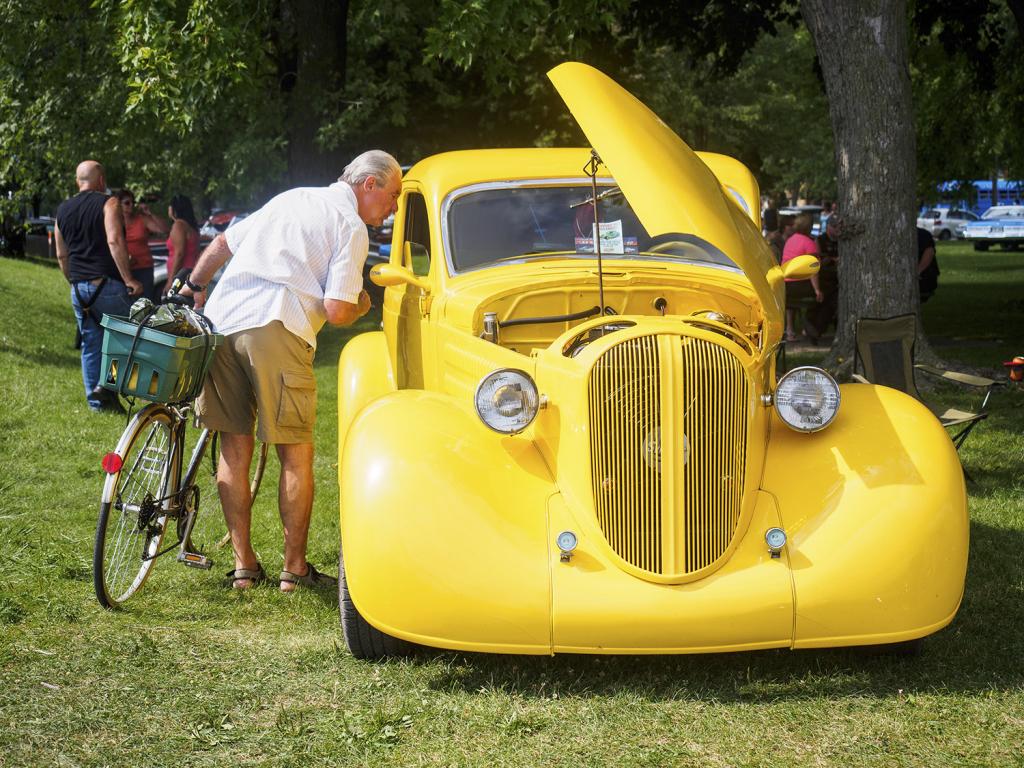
left=225, top=564, right=266, bottom=590
left=279, top=562, right=337, bottom=592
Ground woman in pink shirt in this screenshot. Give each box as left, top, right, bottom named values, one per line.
left=781, top=213, right=824, bottom=341
left=166, top=194, right=201, bottom=285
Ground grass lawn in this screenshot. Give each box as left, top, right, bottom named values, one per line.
left=1, top=245, right=1023, bottom=767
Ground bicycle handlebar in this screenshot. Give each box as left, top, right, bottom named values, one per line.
left=165, top=268, right=196, bottom=308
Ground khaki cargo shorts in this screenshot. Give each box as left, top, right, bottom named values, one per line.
left=197, top=321, right=317, bottom=444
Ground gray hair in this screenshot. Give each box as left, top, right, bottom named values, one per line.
left=339, top=150, right=401, bottom=186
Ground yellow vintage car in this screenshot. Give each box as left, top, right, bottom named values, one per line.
left=336, top=62, right=968, bottom=659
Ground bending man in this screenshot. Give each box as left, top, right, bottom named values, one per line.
left=182, top=150, right=402, bottom=591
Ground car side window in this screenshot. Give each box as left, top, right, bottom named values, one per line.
left=404, top=193, right=430, bottom=277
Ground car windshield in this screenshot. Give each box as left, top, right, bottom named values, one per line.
left=982, top=206, right=1024, bottom=219
left=446, top=183, right=739, bottom=273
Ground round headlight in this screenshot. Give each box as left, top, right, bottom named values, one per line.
left=475, top=369, right=539, bottom=434
left=774, top=366, right=840, bottom=432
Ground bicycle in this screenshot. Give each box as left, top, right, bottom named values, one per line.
left=92, top=291, right=267, bottom=609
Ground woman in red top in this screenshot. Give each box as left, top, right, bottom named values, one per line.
left=781, top=213, right=824, bottom=342
left=115, top=189, right=166, bottom=299
left=166, top=194, right=201, bottom=285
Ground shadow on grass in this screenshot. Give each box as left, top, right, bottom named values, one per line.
left=0, top=336, right=79, bottom=368
left=408, top=518, right=1023, bottom=703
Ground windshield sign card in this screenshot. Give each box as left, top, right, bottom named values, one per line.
left=575, top=220, right=637, bottom=254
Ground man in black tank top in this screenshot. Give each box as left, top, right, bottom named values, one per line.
left=55, top=160, right=142, bottom=412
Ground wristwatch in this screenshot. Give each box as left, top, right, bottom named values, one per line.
left=185, top=277, right=206, bottom=293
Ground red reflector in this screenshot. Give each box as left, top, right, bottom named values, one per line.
left=102, top=453, right=124, bottom=474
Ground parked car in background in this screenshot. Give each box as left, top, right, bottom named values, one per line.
left=335, top=61, right=968, bottom=660
left=962, top=205, right=1024, bottom=251
left=917, top=208, right=979, bottom=240
left=23, top=217, right=56, bottom=259
left=152, top=212, right=247, bottom=295
left=198, top=209, right=243, bottom=242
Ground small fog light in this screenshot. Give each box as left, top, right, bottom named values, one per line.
left=765, top=527, right=787, bottom=558
left=556, top=530, right=578, bottom=562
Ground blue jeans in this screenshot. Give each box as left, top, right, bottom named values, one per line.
left=71, top=278, right=132, bottom=409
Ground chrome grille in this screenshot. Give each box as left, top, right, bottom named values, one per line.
left=589, top=334, right=749, bottom=578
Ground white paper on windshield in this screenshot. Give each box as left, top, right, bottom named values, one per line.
left=594, top=220, right=624, bottom=254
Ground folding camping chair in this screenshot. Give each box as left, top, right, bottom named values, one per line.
left=852, top=314, right=998, bottom=452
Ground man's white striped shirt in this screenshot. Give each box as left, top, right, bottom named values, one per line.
left=205, top=182, right=368, bottom=349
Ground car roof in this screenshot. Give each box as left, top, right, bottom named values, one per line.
left=778, top=205, right=823, bottom=216
left=983, top=205, right=1024, bottom=217
left=404, top=148, right=615, bottom=194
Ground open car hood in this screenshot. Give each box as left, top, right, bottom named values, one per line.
left=548, top=62, right=783, bottom=329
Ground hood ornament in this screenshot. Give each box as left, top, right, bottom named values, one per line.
left=642, top=431, right=689, bottom=472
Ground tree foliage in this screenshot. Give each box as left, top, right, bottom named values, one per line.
left=910, top=0, right=1024, bottom=200
left=1, top=0, right=1017, bottom=225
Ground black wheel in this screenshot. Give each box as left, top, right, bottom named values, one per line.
left=973, top=241, right=989, bottom=252
left=339, top=543, right=414, bottom=659
left=94, top=406, right=178, bottom=608
left=938, top=229, right=951, bottom=241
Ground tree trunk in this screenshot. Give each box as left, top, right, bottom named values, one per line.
left=800, top=0, right=929, bottom=372
left=279, top=0, right=349, bottom=187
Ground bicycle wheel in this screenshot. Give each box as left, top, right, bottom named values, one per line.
left=250, top=441, right=268, bottom=501
left=94, top=405, right=179, bottom=608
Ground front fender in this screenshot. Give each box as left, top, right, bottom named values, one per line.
left=762, top=383, right=968, bottom=647
left=337, top=331, right=395, bottom=454
left=339, top=390, right=556, bottom=654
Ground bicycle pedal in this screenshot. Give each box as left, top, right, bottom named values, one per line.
left=178, top=551, right=213, bottom=570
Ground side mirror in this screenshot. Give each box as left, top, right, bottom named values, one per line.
left=369, top=263, right=429, bottom=292
left=781, top=254, right=820, bottom=281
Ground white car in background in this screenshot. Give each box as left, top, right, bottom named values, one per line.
left=962, top=205, right=1024, bottom=251
left=917, top=208, right=979, bottom=240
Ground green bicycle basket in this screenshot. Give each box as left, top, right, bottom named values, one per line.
left=99, top=314, right=223, bottom=404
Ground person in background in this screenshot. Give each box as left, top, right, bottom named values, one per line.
left=780, top=213, right=796, bottom=242
left=54, top=160, right=142, bottom=412
left=114, top=189, right=166, bottom=299
left=165, top=194, right=200, bottom=284
left=781, top=212, right=823, bottom=342
left=917, top=226, right=939, bottom=303
left=806, top=215, right=840, bottom=341
left=820, top=201, right=835, bottom=231
left=180, top=149, right=402, bottom=593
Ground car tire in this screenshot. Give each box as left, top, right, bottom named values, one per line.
left=973, top=242, right=989, bottom=252
left=938, top=229, right=951, bottom=241
left=338, top=543, right=415, bottom=660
